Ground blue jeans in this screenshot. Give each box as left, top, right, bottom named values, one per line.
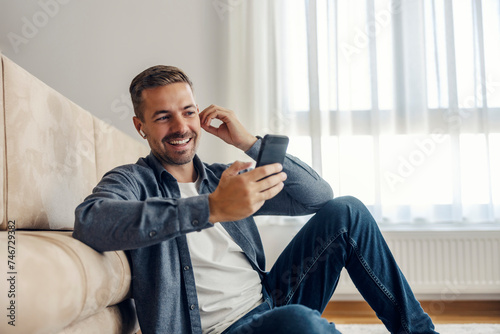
left=223, top=197, right=437, bottom=334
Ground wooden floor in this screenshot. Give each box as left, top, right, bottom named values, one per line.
left=322, top=300, right=500, bottom=324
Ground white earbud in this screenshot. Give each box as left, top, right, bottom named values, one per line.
left=139, top=130, right=146, bottom=138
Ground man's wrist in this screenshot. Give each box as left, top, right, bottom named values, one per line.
left=207, top=193, right=219, bottom=224
left=239, top=135, right=258, bottom=152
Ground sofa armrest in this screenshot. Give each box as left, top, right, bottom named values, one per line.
left=0, top=231, right=132, bottom=333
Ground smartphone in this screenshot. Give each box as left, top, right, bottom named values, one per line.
left=256, top=134, right=289, bottom=167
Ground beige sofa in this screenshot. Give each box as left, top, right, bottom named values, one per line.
left=0, top=54, right=149, bottom=333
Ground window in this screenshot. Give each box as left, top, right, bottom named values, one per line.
left=226, top=0, right=500, bottom=225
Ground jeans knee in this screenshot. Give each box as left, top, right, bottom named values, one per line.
left=321, top=196, right=367, bottom=216
left=320, top=196, right=376, bottom=229
left=266, top=305, right=325, bottom=332
left=333, top=195, right=365, bottom=209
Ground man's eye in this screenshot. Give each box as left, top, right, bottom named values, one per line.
left=156, top=116, right=169, bottom=121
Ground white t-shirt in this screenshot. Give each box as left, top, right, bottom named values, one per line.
left=178, top=179, right=263, bottom=334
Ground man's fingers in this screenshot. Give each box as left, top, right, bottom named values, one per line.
left=200, top=104, right=227, bottom=126
left=199, top=109, right=215, bottom=127
left=199, top=104, right=257, bottom=151
left=225, top=161, right=253, bottom=177
left=250, top=163, right=283, bottom=181
left=209, top=161, right=285, bottom=222
left=255, top=171, right=287, bottom=192
left=258, top=178, right=285, bottom=200
left=202, top=123, right=218, bottom=135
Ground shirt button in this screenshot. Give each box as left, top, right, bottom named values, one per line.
left=183, top=265, right=190, bottom=271
left=192, top=219, right=199, bottom=226
left=190, top=304, right=196, bottom=310
left=149, top=230, right=157, bottom=238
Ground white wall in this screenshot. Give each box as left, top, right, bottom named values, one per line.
left=0, top=0, right=236, bottom=164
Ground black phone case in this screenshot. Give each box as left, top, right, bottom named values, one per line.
left=256, top=135, right=289, bottom=167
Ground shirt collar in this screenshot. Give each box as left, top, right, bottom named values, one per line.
left=144, top=151, right=208, bottom=185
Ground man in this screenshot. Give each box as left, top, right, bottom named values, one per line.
left=73, top=65, right=437, bottom=334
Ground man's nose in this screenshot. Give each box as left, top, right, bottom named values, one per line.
left=171, top=115, right=189, bottom=133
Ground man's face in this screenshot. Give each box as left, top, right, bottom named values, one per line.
left=136, top=82, right=201, bottom=168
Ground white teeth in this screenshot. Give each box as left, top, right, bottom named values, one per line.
left=169, top=138, right=190, bottom=145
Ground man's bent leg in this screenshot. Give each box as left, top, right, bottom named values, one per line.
left=223, top=303, right=340, bottom=334
left=262, top=196, right=437, bottom=334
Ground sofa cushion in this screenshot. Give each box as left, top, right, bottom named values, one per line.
left=58, top=300, right=139, bottom=334
left=0, top=231, right=132, bottom=334
left=2, top=55, right=97, bottom=230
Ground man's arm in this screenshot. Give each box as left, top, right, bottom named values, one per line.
left=199, top=105, right=333, bottom=220
left=246, top=139, right=333, bottom=216
left=73, top=166, right=212, bottom=252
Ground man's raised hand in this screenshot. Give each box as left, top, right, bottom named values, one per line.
left=208, top=161, right=287, bottom=223
left=199, top=105, right=257, bottom=152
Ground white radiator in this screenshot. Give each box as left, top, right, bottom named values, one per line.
left=335, top=230, right=500, bottom=300
left=257, top=221, right=500, bottom=301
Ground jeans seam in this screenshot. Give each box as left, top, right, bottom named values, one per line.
left=283, top=227, right=348, bottom=305
left=349, top=238, right=411, bottom=334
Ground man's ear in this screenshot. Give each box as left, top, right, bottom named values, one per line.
left=133, top=116, right=147, bottom=139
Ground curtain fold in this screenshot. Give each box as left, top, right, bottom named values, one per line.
left=225, top=0, right=500, bottom=226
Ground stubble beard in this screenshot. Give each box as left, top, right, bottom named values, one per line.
left=157, top=132, right=198, bottom=166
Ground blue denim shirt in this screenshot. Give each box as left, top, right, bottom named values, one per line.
left=73, top=139, right=333, bottom=334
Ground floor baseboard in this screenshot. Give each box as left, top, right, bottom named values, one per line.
left=322, top=300, right=500, bottom=324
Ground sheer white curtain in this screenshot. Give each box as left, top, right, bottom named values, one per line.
left=225, top=0, right=500, bottom=226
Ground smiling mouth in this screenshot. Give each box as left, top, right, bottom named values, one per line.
left=168, top=138, right=191, bottom=146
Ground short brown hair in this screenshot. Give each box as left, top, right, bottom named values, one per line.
left=129, top=65, right=193, bottom=120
